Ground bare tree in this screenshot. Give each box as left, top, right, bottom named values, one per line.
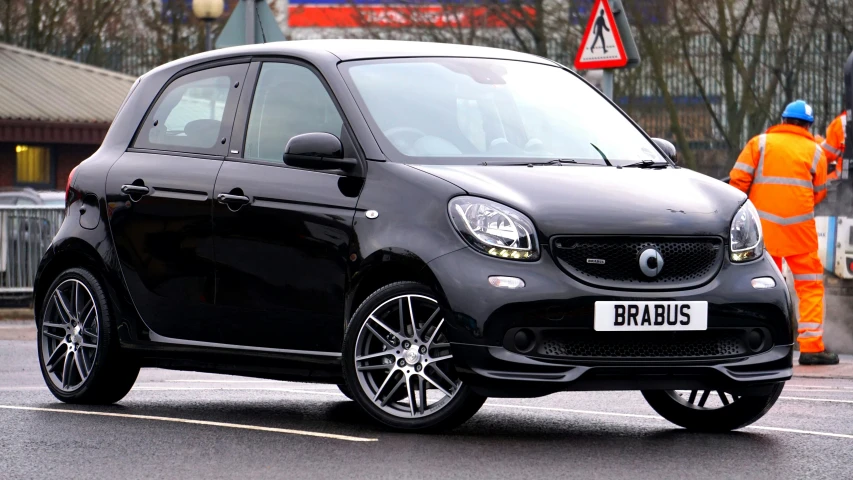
left=0, top=0, right=133, bottom=55
left=626, top=1, right=698, bottom=169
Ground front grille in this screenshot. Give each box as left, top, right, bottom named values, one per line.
left=552, top=236, right=724, bottom=290
left=538, top=331, right=749, bottom=359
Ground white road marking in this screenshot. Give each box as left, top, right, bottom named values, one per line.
left=780, top=396, right=853, bottom=404
left=786, top=384, right=853, bottom=390
left=160, top=379, right=281, bottom=384
left=0, top=405, right=376, bottom=442
left=133, top=386, right=345, bottom=396
left=783, top=388, right=853, bottom=394
left=484, top=403, right=853, bottom=439
left=747, top=426, right=853, bottom=439
left=8, top=385, right=853, bottom=406
left=485, top=403, right=660, bottom=420
left=3, top=384, right=853, bottom=439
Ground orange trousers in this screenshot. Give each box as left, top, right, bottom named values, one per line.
left=772, top=251, right=825, bottom=353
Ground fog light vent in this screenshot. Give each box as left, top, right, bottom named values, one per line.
left=514, top=329, right=535, bottom=353
left=746, top=329, right=765, bottom=352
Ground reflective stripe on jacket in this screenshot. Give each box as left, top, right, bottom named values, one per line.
left=822, top=113, right=846, bottom=181
left=821, top=113, right=846, bottom=164
left=729, top=124, right=828, bottom=258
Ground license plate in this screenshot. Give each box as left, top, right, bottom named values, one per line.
left=594, top=301, right=708, bottom=331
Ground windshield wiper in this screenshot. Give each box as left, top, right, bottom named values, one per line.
left=621, top=159, right=670, bottom=169
left=480, top=159, right=605, bottom=167
left=589, top=143, right=613, bottom=167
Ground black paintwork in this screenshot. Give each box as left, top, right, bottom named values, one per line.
left=34, top=40, right=793, bottom=392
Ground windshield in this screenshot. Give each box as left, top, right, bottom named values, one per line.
left=340, top=58, right=667, bottom=166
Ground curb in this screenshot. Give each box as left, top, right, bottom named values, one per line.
left=0, top=308, right=33, bottom=321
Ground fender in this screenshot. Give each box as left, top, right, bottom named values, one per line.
left=346, top=161, right=469, bottom=325
left=34, top=199, right=143, bottom=344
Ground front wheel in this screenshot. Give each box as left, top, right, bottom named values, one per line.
left=642, top=383, right=784, bottom=432
left=342, top=282, right=485, bottom=431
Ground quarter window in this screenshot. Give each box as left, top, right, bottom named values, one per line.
left=134, top=64, right=247, bottom=154
left=244, top=63, right=343, bottom=163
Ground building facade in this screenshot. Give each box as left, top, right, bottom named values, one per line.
left=0, top=43, right=135, bottom=192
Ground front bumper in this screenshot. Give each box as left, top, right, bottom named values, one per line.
left=452, top=343, right=792, bottom=397
left=428, top=247, right=794, bottom=397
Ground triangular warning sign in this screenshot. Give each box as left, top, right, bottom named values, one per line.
left=574, top=0, right=628, bottom=71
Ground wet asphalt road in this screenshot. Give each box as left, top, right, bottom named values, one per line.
left=1, top=338, right=852, bottom=480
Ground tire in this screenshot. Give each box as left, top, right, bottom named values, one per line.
left=37, top=267, right=140, bottom=404
left=642, top=383, right=785, bottom=432
left=336, top=383, right=354, bottom=400
left=342, top=281, right=485, bottom=432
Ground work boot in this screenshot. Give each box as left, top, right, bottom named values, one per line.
left=799, top=351, right=840, bottom=365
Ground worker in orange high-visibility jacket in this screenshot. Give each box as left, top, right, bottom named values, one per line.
left=821, top=112, right=846, bottom=182
left=730, top=100, right=839, bottom=365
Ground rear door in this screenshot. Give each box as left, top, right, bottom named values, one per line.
left=211, top=60, right=361, bottom=352
left=106, top=62, right=248, bottom=342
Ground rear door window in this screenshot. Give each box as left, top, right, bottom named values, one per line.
left=134, top=63, right=248, bottom=155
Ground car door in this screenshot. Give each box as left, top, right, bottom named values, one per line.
left=211, top=60, right=361, bottom=352
left=106, top=62, right=248, bottom=343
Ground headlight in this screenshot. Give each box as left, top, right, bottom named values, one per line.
left=730, top=200, right=763, bottom=262
left=449, top=196, right=539, bottom=261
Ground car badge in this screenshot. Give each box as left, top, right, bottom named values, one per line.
left=638, top=248, right=664, bottom=277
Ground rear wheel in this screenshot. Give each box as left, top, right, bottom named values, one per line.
left=342, top=282, right=485, bottom=431
left=37, top=268, right=139, bottom=404
left=642, top=383, right=784, bottom=432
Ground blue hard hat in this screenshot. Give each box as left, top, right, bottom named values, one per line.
left=781, top=100, right=814, bottom=123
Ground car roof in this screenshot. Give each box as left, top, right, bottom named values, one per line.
left=147, top=40, right=558, bottom=76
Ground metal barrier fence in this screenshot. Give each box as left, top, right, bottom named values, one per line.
left=0, top=207, right=65, bottom=296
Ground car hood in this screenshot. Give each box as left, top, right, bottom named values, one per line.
left=410, top=165, right=747, bottom=239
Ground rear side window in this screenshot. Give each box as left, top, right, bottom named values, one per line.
left=134, top=63, right=247, bottom=155
left=243, top=63, right=343, bottom=163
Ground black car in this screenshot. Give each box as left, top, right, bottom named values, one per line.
left=34, top=40, right=792, bottom=432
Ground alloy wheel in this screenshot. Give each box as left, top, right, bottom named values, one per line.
left=40, top=279, right=99, bottom=392
left=667, top=390, right=742, bottom=410
left=353, top=294, right=460, bottom=418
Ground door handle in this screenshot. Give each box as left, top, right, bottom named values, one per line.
left=217, top=193, right=251, bottom=206
left=120, top=184, right=150, bottom=200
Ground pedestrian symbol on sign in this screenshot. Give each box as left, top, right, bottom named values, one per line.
left=590, top=9, right=610, bottom=54
left=574, top=0, right=628, bottom=71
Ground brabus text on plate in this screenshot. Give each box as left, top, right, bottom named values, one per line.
left=594, top=301, right=708, bottom=331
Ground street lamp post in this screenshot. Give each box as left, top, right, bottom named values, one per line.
left=192, top=0, right=225, bottom=51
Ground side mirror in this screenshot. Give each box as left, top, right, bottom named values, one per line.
left=283, top=132, right=357, bottom=172
left=652, top=138, right=677, bottom=164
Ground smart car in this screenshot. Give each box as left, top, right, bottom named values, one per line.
left=34, top=40, right=793, bottom=432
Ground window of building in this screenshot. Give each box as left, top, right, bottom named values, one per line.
left=133, top=63, right=247, bottom=155
left=15, top=145, right=52, bottom=185
left=244, top=63, right=343, bottom=163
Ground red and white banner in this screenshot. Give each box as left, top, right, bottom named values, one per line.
left=288, top=3, right=533, bottom=28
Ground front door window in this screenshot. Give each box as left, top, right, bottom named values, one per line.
left=243, top=63, right=343, bottom=163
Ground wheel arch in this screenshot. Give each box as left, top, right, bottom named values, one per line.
left=33, top=238, right=131, bottom=335
left=346, top=248, right=447, bottom=328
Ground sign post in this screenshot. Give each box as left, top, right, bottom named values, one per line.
left=215, top=0, right=286, bottom=49
left=574, top=0, right=640, bottom=98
